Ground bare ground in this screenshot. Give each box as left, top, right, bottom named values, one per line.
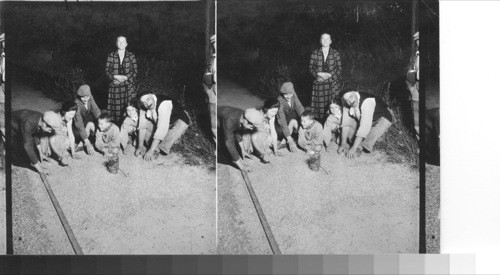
left=426, top=164, right=440, bottom=253
left=217, top=78, right=419, bottom=254
left=11, top=82, right=216, bottom=254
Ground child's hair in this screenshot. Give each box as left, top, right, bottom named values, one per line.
left=301, top=110, right=315, bottom=120
left=127, top=98, right=139, bottom=109
left=328, top=100, right=341, bottom=114
left=98, top=113, right=113, bottom=123
left=60, top=101, right=77, bottom=116
left=262, top=97, right=280, bottom=113
left=124, top=98, right=139, bottom=117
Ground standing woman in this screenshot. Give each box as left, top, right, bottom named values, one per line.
left=309, top=33, right=342, bottom=122
left=105, top=36, right=138, bottom=123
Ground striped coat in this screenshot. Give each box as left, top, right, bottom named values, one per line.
left=309, top=47, right=342, bottom=121
left=105, top=50, right=138, bottom=123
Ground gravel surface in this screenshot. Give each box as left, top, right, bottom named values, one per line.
left=426, top=164, right=440, bottom=253
left=217, top=78, right=420, bottom=254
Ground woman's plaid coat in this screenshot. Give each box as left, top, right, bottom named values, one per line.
left=105, top=50, right=138, bottom=123
left=309, top=47, right=342, bottom=122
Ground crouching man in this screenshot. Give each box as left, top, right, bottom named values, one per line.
left=135, top=92, right=190, bottom=161
left=338, top=90, right=393, bottom=158
left=12, top=110, right=64, bottom=175
left=218, top=106, right=265, bottom=172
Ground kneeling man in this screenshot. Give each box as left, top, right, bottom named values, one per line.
left=338, top=90, right=393, bottom=158
left=136, top=92, right=190, bottom=161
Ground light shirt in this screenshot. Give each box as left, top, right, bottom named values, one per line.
left=342, top=92, right=376, bottom=138
left=143, top=95, right=174, bottom=141
left=322, top=47, right=329, bottom=62
left=118, top=49, right=125, bottom=65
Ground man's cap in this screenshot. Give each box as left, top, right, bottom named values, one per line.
left=210, top=35, right=216, bottom=43
left=43, top=111, right=63, bottom=129
left=77, top=84, right=91, bottom=97
left=244, top=108, right=264, bottom=126
left=413, top=31, right=419, bottom=40
left=280, top=82, right=294, bottom=94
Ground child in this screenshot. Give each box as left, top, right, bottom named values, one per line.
left=298, top=110, right=324, bottom=154
left=119, top=99, right=139, bottom=154
left=323, top=100, right=342, bottom=151
left=95, top=113, right=120, bottom=156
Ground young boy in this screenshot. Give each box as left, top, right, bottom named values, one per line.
left=298, top=110, right=324, bottom=154
left=323, top=101, right=342, bottom=151
left=95, top=113, right=120, bottom=156
left=119, top=99, right=139, bottom=154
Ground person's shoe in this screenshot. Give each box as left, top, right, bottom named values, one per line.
left=259, top=155, right=270, bottom=164
left=278, top=142, right=287, bottom=150
left=75, top=144, right=85, bottom=152
left=57, top=157, right=69, bottom=167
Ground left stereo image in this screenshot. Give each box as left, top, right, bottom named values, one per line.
left=2, top=0, right=216, bottom=254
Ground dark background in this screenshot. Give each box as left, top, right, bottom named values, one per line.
left=218, top=0, right=435, bottom=166
left=5, top=1, right=214, bottom=116
left=218, top=0, right=417, bottom=105
left=4, top=0, right=216, bottom=167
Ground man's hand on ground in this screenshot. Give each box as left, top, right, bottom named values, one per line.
left=337, top=143, right=350, bottom=154
left=32, top=162, right=51, bottom=176
left=274, top=151, right=284, bottom=157
left=287, top=138, right=298, bottom=152
left=144, top=149, right=156, bottom=162
left=135, top=146, right=147, bottom=157
left=346, top=148, right=361, bottom=159
left=85, top=142, right=95, bottom=155
left=235, top=159, right=252, bottom=173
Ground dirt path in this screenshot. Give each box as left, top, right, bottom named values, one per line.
left=217, top=78, right=419, bottom=254
left=11, top=82, right=216, bottom=254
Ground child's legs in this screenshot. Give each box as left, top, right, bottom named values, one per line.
left=251, top=131, right=269, bottom=157
left=120, top=118, right=137, bottom=149
left=85, top=122, right=95, bottom=139
left=288, top=119, right=298, bottom=135
left=49, top=134, right=69, bottom=158
left=323, top=125, right=333, bottom=147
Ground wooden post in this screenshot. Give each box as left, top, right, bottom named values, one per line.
left=411, top=0, right=418, bottom=54
left=205, top=0, right=213, bottom=65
